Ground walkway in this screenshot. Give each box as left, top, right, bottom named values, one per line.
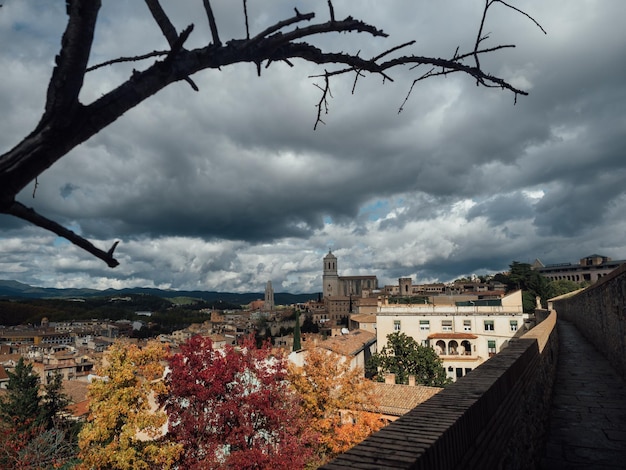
left=540, top=320, right=626, bottom=469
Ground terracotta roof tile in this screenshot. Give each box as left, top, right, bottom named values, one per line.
left=318, top=330, right=376, bottom=357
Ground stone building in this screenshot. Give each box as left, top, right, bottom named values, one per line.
left=322, top=250, right=378, bottom=298
left=532, top=253, right=625, bottom=283
left=375, top=290, right=529, bottom=382
left=263, top=280, right=275, bottom=311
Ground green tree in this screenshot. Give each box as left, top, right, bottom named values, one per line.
left=496, top=261, right=549, bottom=312
left=301, top=314, right=319, bottom=334
left=0, top=358, right=41, bottom=432
left=0, top=360, right=80, bottom=469
left=40, top=371, right=70, bottom=429
left=546, top=279, right=587, bottom=299
left=367, top=332, right=450, bottom=387
left=293, top=310, right=302, bottom=351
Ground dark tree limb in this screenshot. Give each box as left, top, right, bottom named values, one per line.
left=0, top=0, right=544, bottom=267
left=6, top=201, right=120, bottom=268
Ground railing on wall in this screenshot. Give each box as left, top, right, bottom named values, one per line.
left=321, top=311, right=558, bottom=470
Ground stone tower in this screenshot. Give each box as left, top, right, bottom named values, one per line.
left=263, top=280, right=274, bottom=311
left=323, top=249, right=339, bottom=298
left=399, top=277, right=412, bottom=296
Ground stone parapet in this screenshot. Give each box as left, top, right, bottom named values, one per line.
left=552, top=262, right=626, bottom=381
left=321, top=311, right=558, bottom=470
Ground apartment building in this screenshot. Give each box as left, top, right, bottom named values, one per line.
left=375, top=290, right=529, bottom=381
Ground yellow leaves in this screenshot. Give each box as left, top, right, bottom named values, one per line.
left=78, top=340, right=181, bottom=470
left=288, top=348, right=385, bottom=463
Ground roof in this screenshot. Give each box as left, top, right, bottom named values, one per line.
left=369, top=383, right=442, bottom=417
left=67, top=400, right=90, bottom=418
left=427, top=333, right=478, bottom=340
left=62, top=380, right=90, bottom=404
left=318, top=329, right=376, bottom=357
left=350, top=313, right=376, bottom=323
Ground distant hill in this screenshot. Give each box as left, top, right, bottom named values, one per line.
left=0, top=280, right=318, bottom=306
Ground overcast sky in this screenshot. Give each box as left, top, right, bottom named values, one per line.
left=1, top=1, right=625, bottom=294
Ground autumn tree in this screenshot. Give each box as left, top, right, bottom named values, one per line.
left=288, top=347, right=384, bottom=465
left=0, top=1, right=543, bottom=266
left=163, top=335, right=315, bottom=469
left=367, top=332, right=450, bottom=387
left=77, top=340, right=182, bottom=470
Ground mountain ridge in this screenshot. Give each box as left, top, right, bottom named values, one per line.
left=0, top=280, right=319, bottom=305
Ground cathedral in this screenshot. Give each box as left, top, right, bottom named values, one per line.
left=322, top=250, right=378, bottom=298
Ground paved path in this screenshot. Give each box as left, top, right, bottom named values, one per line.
left=540, top=320, right=626, bottom=469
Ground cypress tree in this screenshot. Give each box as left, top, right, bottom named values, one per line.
left=293, top=310, right=302, bottom=351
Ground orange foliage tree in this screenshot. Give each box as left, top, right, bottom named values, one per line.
left=288, top=348, right=385, bottom=464
left=77, top=341, right=182, bottom=470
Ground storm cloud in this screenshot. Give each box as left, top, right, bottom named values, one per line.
left=1, top=0, right=625, bottom=293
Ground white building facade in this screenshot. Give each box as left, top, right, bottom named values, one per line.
left=375, top=290, right=529, bottom=382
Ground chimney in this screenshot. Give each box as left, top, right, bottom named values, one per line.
left=408, top=375, right=416, bottom=386
left=384, top=373, right=396, bottom=385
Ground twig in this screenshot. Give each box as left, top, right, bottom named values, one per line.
left=144, top=0, right=178, bottom=46
left=86, top=51, right=167, bottom=72
left=202, top=0, right=221, bottom=46
left=243, top=0, right=250, bottom=40
left=313, top=72, right=332, bottom=130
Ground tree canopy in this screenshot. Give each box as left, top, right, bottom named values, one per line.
left=0, top=359, right=75, bottom=469
left=288, top=347, right=384, bottom=465
left=77, top=341, right=182, bottom=470
left=367, top=332, right=450, bottom=387
left=163, top=335, right=315, bottom=470
left=0, top=0, right=543, bottom=266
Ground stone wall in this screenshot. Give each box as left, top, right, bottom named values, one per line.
left=552, top=263, right=626, bottom=381
left=321, top=311, right=558, bottom=470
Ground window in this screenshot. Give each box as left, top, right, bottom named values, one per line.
left=484, top=320, right=494, bottom=331
left=463, top=320, right=472, bottom=331
left=456, top=368, right=463, bottom=378
left=488, top=340, right=497, bottom=357
left=442, top=320, right=453, bottom=331
left=420, top=320, right=430, bottom=331
left=510, top=320, right=518, bottom=332
left=465, top=368, right=472, bottom=375
left=394, top=320, right=401, bottom=332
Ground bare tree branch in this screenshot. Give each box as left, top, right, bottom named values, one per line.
left=6, top=201, right=120, bottom=268
left=144, top=0, right=178, bottom=46
left=86, top=50, right=168, bottom=72
left=202, top=0, right=222, bottom=46
left=243, top=0, right=250, bottom=40
left=0, top=0, right=544, bottom=266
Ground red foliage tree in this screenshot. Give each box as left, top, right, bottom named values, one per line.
left=163, top=335, right=316, bottom=469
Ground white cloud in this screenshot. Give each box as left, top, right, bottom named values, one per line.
left=1, top=0, right=626, bottom=293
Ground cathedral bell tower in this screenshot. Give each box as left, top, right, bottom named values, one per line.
left=323, top=250, right=339, bottom=298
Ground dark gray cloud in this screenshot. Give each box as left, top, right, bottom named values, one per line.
left=1, top=1, right=625, bottom=293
